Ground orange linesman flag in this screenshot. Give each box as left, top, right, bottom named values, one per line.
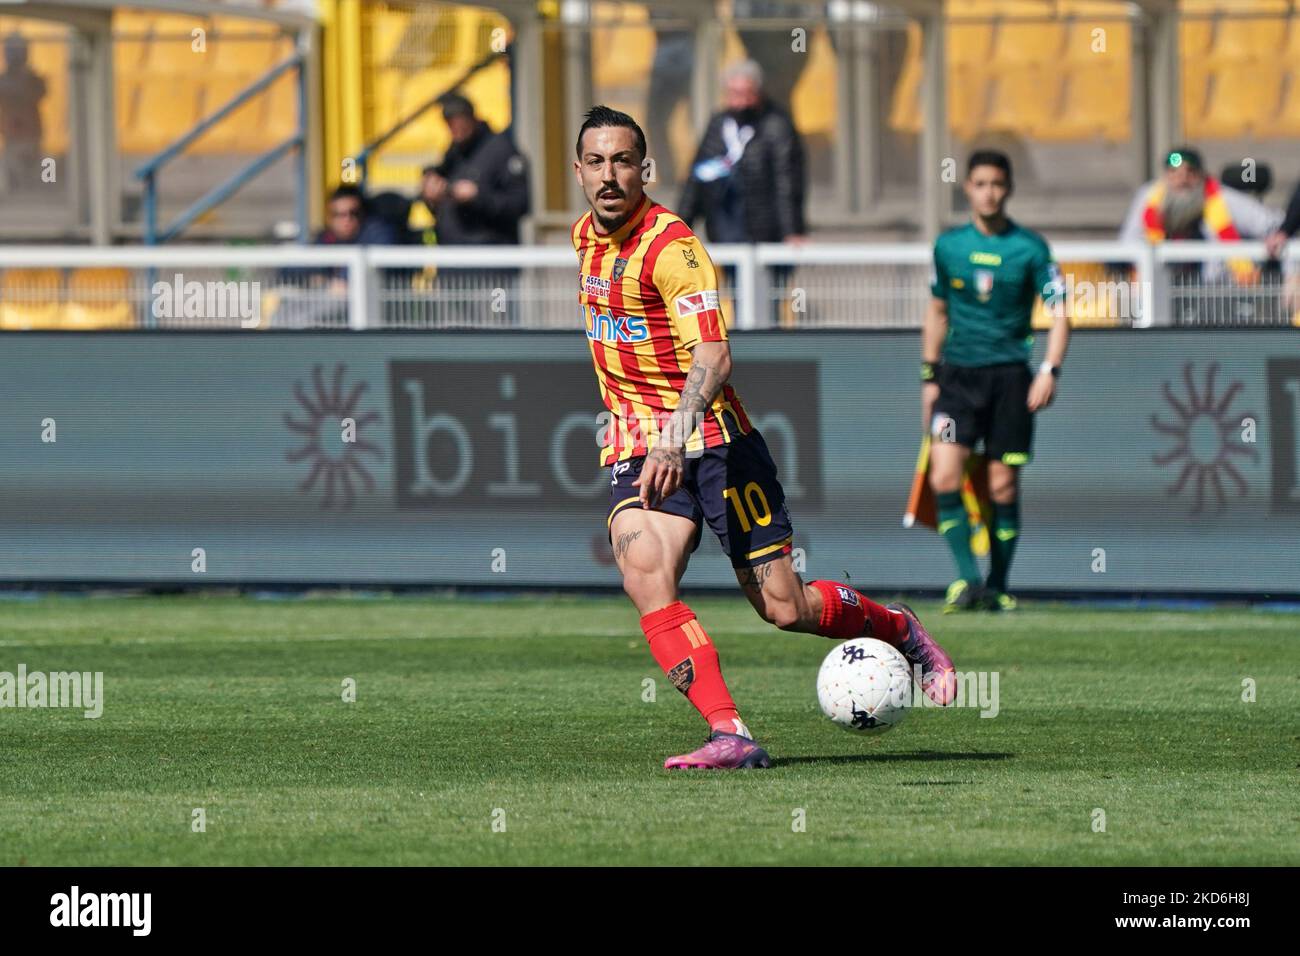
left=903, top=434, right=993, bottom=556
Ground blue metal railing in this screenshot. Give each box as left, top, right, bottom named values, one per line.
left=353, top=45, right=507, bottom=185
left=135, top=52, right=309, bottom=244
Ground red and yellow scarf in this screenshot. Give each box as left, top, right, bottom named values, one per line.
left=1142, top=177, right=1257, bottom=283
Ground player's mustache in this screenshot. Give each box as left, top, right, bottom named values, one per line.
left=598, top=185, right=623, bottom=198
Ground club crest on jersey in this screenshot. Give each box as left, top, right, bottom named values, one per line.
left=581, top=273, right=611, bottom=297
left=584, top=304, right=649, bottom=343
left=974, top=268, right=995, bottom=301
left=836, top=586, right=859, bottom=607
left=682, top=246, right=699, bottom=269
left=611, top=257, right=628, bottom=281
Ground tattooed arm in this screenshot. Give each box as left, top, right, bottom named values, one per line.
left=635, top=340, right=732, bottom=508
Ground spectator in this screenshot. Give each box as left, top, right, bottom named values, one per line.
left=0, top=33, right=46, bottom=195
left=274, top=185, right=397, bottom=328
left=1264, top=180, right=1300, bottom=260
left=421, top=92, right=529, bottom=245
left=1119, top=147, right=1281, bottom=285
left=678, top=59, right=806, bottom=246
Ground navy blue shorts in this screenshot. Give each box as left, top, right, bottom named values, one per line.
left=606, top=427, right=794, bottom=569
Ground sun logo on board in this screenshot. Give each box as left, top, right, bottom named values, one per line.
left=284, top=363, right=383, bottom=510
left=1150, top=362, right=1257, bottom=514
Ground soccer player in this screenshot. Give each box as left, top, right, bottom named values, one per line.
left=573, top=106, right=957, bottom=770
left=922, top=150, right=1070, bottom=613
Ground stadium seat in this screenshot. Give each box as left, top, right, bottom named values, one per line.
left=1206, top=14, right=1287, bottom=66
left=63, top=268, right=136, bottom=330
left=127, top=75, right=202, bottom=154
left=888, top=23, right=924, bottom=136
left=0, top=269, right=63, bottom=331
left=1198, top=67, right=1284, bottom=139
left=988, top=18, right=1063, bottom=69
left=591, top=17, right=655, bottom=91
left=112, top=10, right=154, bottom=70
left=983, top=66, right=1060, bottom=137
left=1038, top=64, right=1130, bottom=142
left=192, top=74, right=267, bottom=154
left=146, top=13, right=212, bottom=73
left=946, top=65, right=990, bottom=140
left=262, top=72, right=301, bottom=145
left=209, top=16, right=284, bottom=75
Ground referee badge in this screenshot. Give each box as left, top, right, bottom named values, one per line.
left=974, top=268, right=995, bottom=302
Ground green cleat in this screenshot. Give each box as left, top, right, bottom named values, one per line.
left=943, top=579, right=981, bottom=614
left=983, top=591, right=1018, bottom=612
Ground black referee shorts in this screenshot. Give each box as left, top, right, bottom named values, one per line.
left=932, top=362, right=1034, bottom=465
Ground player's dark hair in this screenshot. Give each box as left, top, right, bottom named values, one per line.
left=576, top=105, right=647, bottom=162
left=328, top=183, right=365, bottom=206
left=966, top=149, right=1013, bottom=188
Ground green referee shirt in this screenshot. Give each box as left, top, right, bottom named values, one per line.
left=930, top=220, right=1062, bottom=367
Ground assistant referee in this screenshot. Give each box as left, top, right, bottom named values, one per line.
left=921, top=150, right=1071, bottom=612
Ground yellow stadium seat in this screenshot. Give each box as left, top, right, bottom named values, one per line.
left=1197, top=67, right=1284, bottom=138
left=947, top=20, right=995, bottom=69
left=988, top=19, right=1063, bottom=69
left=0, top=269, right=62, bottom=331
left=1039, top=67, right=1130, bottom=142
left=947, top=66, right=990, bottom=141
left=984, top=66, right=1060, bottom=137
left=192, top=74, right=267, bottom=154
left=1271, top=67, right=1300, bottom=136
left=63, top=268, right=136, bottom=330
left=1207, top=16, right=1286, bottom=66
left=146, top=14, right=211, bottom=73
left=263, top=71, right=300, bottom=145
left=128, top=76, right=201, bottom=154
left=591, top=23, right=655, bottom=91
left=889, top=24, right=924, bottom=136
left=790, top=29, right=838, bottom=137
left=210, top=21, right=287, bottom=77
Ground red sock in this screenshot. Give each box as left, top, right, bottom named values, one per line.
left=640, top=601, right=744, bottom=735
left=808, top=580, right=908, bottom=645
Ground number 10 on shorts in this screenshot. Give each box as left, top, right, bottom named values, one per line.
left=723, top=483, right=773, bottom=531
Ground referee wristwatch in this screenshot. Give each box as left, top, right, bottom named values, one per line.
left=921, top=360, right=942, bottom=383
left=1039, top=361, right=1060, bottom=379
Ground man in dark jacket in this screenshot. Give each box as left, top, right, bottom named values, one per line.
left=422, top=92, right=530, bottom=245
left=677, top=59, right=806, bottom=246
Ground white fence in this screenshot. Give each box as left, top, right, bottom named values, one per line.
left=0, top=242, right=1296, bottom=331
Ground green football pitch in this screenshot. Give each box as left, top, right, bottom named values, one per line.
left=0, top=594, right=1295, bottom=866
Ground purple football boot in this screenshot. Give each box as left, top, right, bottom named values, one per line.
left=664, top=732, right=771, bottom=770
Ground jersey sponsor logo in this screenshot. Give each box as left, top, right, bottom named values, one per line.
left=673, top=289, right=720, bottom=317
left=584, top=304, right=649, bottom=343
left=581, top=273, right=611, bottom=297
left=611, top=257, right=628, bottom=281
left=969, top=251, right=1002, bottom=266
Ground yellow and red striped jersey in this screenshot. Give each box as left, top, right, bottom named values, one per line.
left=572, top=195, right=753, bottom=465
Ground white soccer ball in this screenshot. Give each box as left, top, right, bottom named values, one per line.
left=817, top=637, right=912, bottom=733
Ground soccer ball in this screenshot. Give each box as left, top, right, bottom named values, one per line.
left=817, top=638, right=912, bottom=733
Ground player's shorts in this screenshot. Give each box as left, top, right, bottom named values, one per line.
left=933, top=361, right=1034, bottom=465
left=606, top=424, right=794, bottom=569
